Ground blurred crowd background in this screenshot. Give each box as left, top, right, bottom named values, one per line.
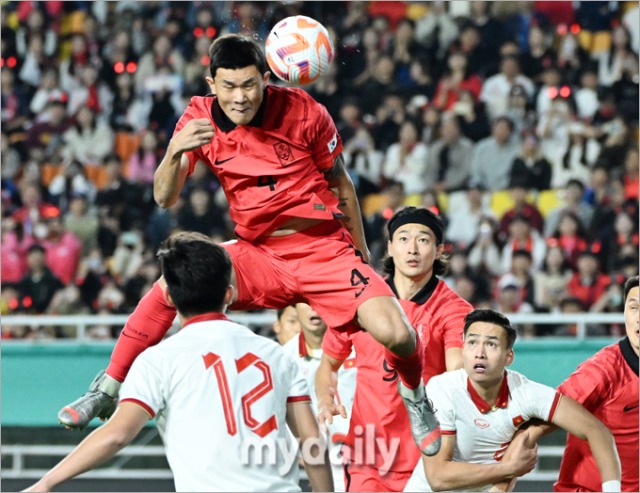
left=1, top=0, right=638, bottom=340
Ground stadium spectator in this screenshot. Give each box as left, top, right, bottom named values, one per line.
left=382, top=119, right=429, bottom=195
left=414, top=1, right=458, bottom=61
left=549, top=211, right=590, bottom=270
left=343, top=126, right=384, bottom=197
left=480, top=55, right=534, bottom=121
left=28, top=66, right=63, bottom=118
left=470, top=116, right=521, bottom=191
left=25, top=93, right=73, bottom=160
left=567, top=247, right=612, bottom=312
left=127, top=129, right=161, bottom=186
left=18, top=243, right=64, bottom=314
left=24, top=232, right=333, bottom=493
left=63, top=193, right=99, bottom=256
left=499, top=182, right=545, bottom=239
left=425, top=112, right=473, bottom=193
left=574, top=67, right=601, bottom=121
left=61, top=105, right=114, bottom=167
left=404, top=308, right=622, bottom=492
left=533, top=242, right=573, bottom=313
left=509, top=133, right=552, bottom=192
left=544, top=178, right=594, bottom=238
left=501, top=214, right=547, bottom=273
left=597, top=24, right=638, bottom=87
left=48, top=160, right=96, bottom=212
left=433, top=51, right=482, bottom=112
left=177, top=185, right=227, bottom=238
left=445, top=180, right=492, bottom=248
left=453, top=88, right=492, bottom=143
left=467, top=215, right=505, bottom=278
left=520, top=24, right=557, bottom=83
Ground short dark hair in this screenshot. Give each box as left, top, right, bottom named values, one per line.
left=463, top=309, right=517, bottom=349
left=209, top=34, right=268, bottom=79
left=157, top=232, right=232, bottom=317
left=624, top=276, right=639, bottom=303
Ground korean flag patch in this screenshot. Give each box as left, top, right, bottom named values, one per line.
left=327, top=133, right=338, bottom=154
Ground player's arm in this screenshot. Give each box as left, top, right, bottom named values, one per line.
left=154, top=118, right=214, bottom=207
left=315, top=352, right=347, bottom=434
left=549, top=394, right=621, bottom=490
left=444, top=347, right=462, bottom=371
left=323, top=154, right=371, bottom=262
left=423, top=430, right=537, bottom=491
left=286, top=401, right=334, bottom=492
left=23, top=403, right=150, bottom=492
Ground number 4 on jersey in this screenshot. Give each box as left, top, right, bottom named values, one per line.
left=203, top=352, right=278, bottom=438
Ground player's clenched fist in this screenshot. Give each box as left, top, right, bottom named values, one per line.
left=171, top=118, right=215, bottom=153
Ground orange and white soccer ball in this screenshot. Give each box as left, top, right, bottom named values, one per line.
left=265, top=15, right=335, bottom=85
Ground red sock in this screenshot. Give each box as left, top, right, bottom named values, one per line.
left=384, top=328, right=424, bottom=390
left=106, top=281, right=176, bottom=382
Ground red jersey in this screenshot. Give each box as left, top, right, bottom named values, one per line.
left=554, top=338, right=639, bottom=492
left=323, top=276, right=471, bottom=473
left=174, top=86, right=343, bottom=241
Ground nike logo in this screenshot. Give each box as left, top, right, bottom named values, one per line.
left=623, top=404, right=639, bottom=412
left=215, top=157, right=235, bottom=165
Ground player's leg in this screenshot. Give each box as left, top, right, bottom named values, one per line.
left=355, top=296, right=441, bottom=456
left=58, top=279, right=177, bottom=428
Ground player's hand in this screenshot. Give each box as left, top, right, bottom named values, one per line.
left=317, top=401, right=347, bottom=435
left=170, top=118, right=214, bottom=153
left=502, top=430, right=537, bottom=478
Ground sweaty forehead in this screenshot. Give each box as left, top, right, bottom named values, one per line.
left=215, top=66, right=262, bottom=83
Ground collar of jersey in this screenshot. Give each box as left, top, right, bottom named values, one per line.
left=182, top=312, right=230, bottom=329
left=210, top=88, right=268, bottom=133
left=620, top=337, right=639, bottom=376
left=385, top=273, right=439, bottom=305
left=466, top=371, right=510, bottom=414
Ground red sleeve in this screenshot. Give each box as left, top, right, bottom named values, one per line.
left=322, top=327, right=353, bottom=361
left=305, top=99, right=343, bottom=171
left=172, top=97, right=207, bottom=174
left=557, top=359, right=610, bottom=412
left=441, top=300, right=469, bottom=351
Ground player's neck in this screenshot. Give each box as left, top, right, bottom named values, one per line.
left=469, top=378, right=503, bottom=407
left=302, top=328, right=324, bottom=350
left=393, top=271, right=432, bottom=300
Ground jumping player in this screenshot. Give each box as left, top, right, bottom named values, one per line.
left=316, top=207, right=472, bottom=491
left=26, top=232, right=333, bottom=492
left=403, top=309, right=622, bottom=492
left=58, top=34, right=440, bottom=456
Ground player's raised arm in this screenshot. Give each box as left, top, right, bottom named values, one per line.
left=549, top=395, right=622, bottom=491
left=286, top=401, right=334, bottom=492
left=23, top=403, right=150, bottom=492
left=315, top=352, right=348, bottom=434
left=154, top=118, right=214, bottom=208
left=323, top=154, right=371, bottom=262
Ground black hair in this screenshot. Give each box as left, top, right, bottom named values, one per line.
left=157, top=231, right=232, bottom=317
left=463, top=309, right=517, bottom=349
left=209, top=34, right=268, bottom=79
left=383, top=206, right=448, bottom=276
left=27, top=243, right=46, bottom=255
left=624, top=276, right=639, bottom=303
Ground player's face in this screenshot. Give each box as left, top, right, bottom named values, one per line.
left=295, top=303, right=327, bottom=336
left=388, top=224, right=442, bottom=281
left=273, top=305, right=301, bottom=346
left=463, top=322, right=514, bottom=388
left=624, top=286, right=639, bottom=355
left=207, top=66, right=270, bottom=126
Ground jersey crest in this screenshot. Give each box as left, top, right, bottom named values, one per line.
left=273, top=141, right=295, bottom=166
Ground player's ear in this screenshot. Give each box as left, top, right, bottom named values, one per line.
left=505, top=348, right=515, bottom=366
left=435, top=243, right=445, bottom=259
left=262, top=71, right=271, bottom=84
left=223, top=285, right=235, bottom=306
left=205, top=75, right=216, bottom=95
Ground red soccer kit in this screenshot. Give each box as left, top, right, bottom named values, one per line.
left=106, top=85, right=404, bottom=383
left=323, top=276, right=472, bottom=491
left=554, top=338, right=639, bottom=492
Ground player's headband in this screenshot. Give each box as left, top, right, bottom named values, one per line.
left=387, top=207, right=444, bottom=244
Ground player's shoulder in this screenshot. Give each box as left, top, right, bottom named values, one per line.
left=429, top=368, right=466, bottom=391
left=505, top=368, right=540, bottom=392
left=434, top=280, right=473, bottom=308
left=572, top=342, right=624, bottom=379
left=267, top=85, right=323, bottom=113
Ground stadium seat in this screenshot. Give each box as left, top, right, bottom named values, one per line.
left=362, top=193, right=388, bottom=217
left=490, top=190, right=515, bottom=220
left=536, top=189, right=565, bottom=218
left=115, top=132, right=142, bottom=165
left=41, top=164, right=63, bottom=187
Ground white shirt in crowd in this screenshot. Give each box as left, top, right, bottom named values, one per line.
left=120, top=315, right=311, bottom=492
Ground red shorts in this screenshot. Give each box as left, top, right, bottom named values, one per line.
left=344, top=461, right=411, bottom=492
left=222, top=220, right=394, bottom=329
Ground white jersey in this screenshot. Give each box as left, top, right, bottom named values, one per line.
left=120, top=313, right=311, bottom=492
left=283, top=332, right=357, bottom=492
left=404, top=368, right=561, bottom=492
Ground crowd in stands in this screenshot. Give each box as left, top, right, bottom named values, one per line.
left=1, top=1, right=638, bottom=340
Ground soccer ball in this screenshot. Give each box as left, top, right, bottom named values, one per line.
left=265, top=15, right=335, bottom=86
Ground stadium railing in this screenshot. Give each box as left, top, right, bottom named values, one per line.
left=1, top=311, right=625, bottom=341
